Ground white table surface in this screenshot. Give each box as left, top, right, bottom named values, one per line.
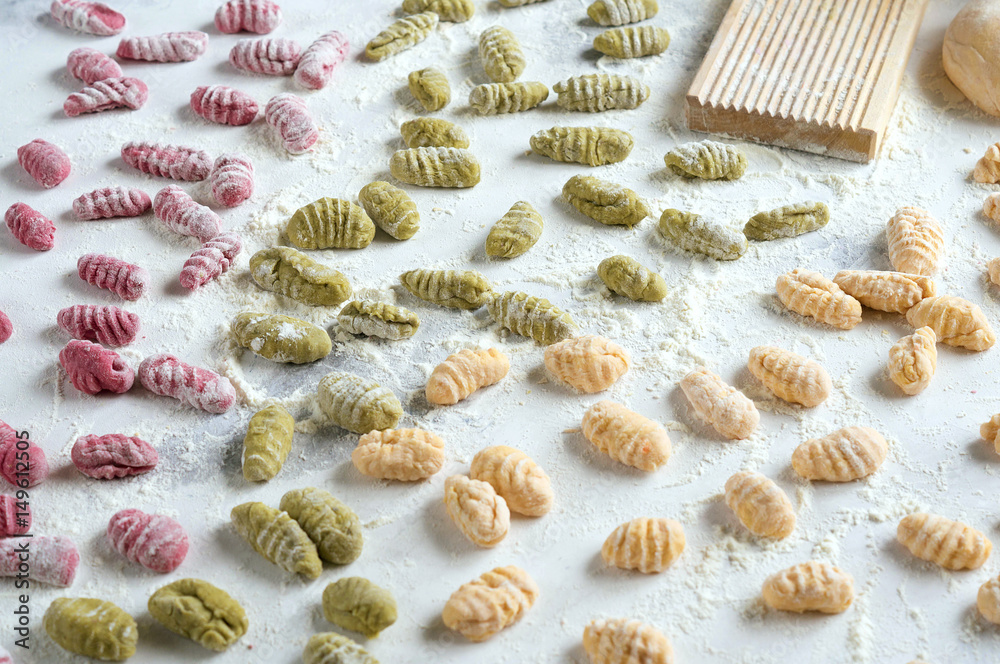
left=1, top=0, right=999, bottom=662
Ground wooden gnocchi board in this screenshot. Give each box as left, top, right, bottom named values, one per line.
left=685, top=0, right=930, bottom=163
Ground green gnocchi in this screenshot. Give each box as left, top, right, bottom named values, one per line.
left=593, top=26, right=670, bottom=58
left=232, top=312, right=332, bottom=364
left=553, top=74, right=650, bottom=112
left=389, top=147, right=481, bottom=188
left=44, top=598, right=137, bottom=662
left=402, top=0, right=474, bottom=22
left=358, top=181, right=420, bottom=240
left=479, top=25, right=525, bottom=83
left=562, top=174, right=649, bottom=226
left=317, top=371, right=404, bottom=433
left=338, top=300, right=421, bottom=340
left=303, top=633, right=378, bottom=664
left=286, top=198, right=375, bottom=250
left=407, top=67, right=451, bottom=112
left=242, top=404, right=295, bottom=482
left=230, top=501, right=322, bottom=578
left=366, top=12, right=438, bottom=61
left=487, top=291, right=578, bottom=344
left=486, top=201, right=544, bottom=259
left=400, top=117, right=469, bottom=149
left=530, top=126, right=634, bottom=166
left=664, top=140, right=747, bottom=180
left=281, top=487, right=364, bottom=565
left=598, top=255, right=667, bottom=302
left=469, top=82, right=549, bottom=115
left=399, top=268, right=493, bottom=309
left=322, top=577, right=398, bottom=637
left=588, top=0, right=658, bottom=26
left=744, top=201, right=830, bottom=241
left=249, top=246, right=352, bottom=306
left=147, top=579, right=248, bottom=652
left=658, top=208, right=748, bottom=260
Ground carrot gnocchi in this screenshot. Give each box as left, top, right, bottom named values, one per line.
left=443, top=475, right=510, bottom=547
left=747, top=345, right=831, bottom=407
left=897, top=513, right=992, bottom=570
left=724, top=471, right=795, bottom=539
left=544, top=335, right=630, bottom=393
left=761, top=561, right=854, bottom=613
left=581, top=400, right=670, bottom=471
left=352, top=428, right=445, bottom=481
left=888, top=327, right=937, bottom=395
left=832, top=270, right=935, bottom=313
left=775, top=268, right=862, bottom=330
left=905, top=295, right=996, bottom=351
left=791, top=427, right=887, bottom=482
left=442, top=565, right=538, bottom=642
left=426, top=348, right=510, bottom=405
left=470, top=445, right=553, bottom=516
left=583, top=617, right=673, bottom=664
left=600, top=517, right=685, bottom=573
left=886, top=206, right=944, bottom=276
left=679, top=366, right=759, bottom=440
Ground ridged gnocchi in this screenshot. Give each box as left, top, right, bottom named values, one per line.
left=443, top=475, right=510, bottom=547
left=338, top=300, right=420, bottom=340
left=286, top=198, right=375, bottom=250
left=563, top=174, right=649, bottom=226
left=485, top=201, right=543, bottom=258
left=978, top=574, right=1000, bottom=624
left=897, top=513, right=992, bottom=570
left=598, top=255, right=667, bottom=302
left=905, top=295, right=996, bottom=351
left=470, top=445, right=553, bottom=516
left=402, top=0, right=474, bottom=22
left=317, top=371, right=403, bottom=434
left=486, top=290, right=578, bottom=344
left=147, top=578, right=247, bottom=652
left=989, top=257, right=1000, bottom=285
left=791, top=427, right=888, bottom=482
left=775, top=268, right=863, bottom=330
left=832, top=270, right=935, bottom=313
left=44, top=598, right=137, bottom=662
left=231, top=312, right=332, bottom=364
left=408, top=66, right=450, bottom=111
left=322, top=577, right=397, bottom=637
left=888, top=327, right=937, bottom=395
left=353, top=428, right=445, bottom=481
left=974, top=142, right=1000, bottom=183
left=479, top=25, right=524, bottom=83
left=366, top=12, right=438, bottom=61
left=724, top=471, right=795, bottom=538
left=544, top=335, right=630, bottom=393
left=664, top=140, right=746, bottom=180
left=358, top=180, right=420, bottom=240
left=530, top=126, right=634, bottom=166
left=583, top=617, right=673, bottom=664
left=400, top=268, right=493, bottom=309
left=442, top=565, right=538, bottom=642
left=658, top=208, right=748, bottom=260
left=230, top=501, right=322, bottom=578
left=747, top=345, right=831, bottom=407
left=242, top=404, right=294, bottom=482
left=469, top=81, right=549, bottom=114
left=249, top=246, right=351, bottom=306
left=744, top=201, right=830, bottom=241
left=761, top=561, right=854, bottom=613
left=581, top=400, right=671, bottom=471
left=390, top=147, right=481, bottom=188
left=426, top=348, right=510, bottom=405
left=553, top=74, right=650, bottom=112
left=399, top=117, right=468, bottom=150
left=601, top=517, right=685, bottom=573
left=280, top=487, right=363, bottom=565
left=980, top=413, right=1000, bottom=454
left=679, top=367, right=759, bottom=440
left=886, top=206, right=944, bottom=276
left=303, top=632, right=377, bottom=664
left=587, top=0, right=659, bottom=26
left=593, top=26, right=670, bottom=59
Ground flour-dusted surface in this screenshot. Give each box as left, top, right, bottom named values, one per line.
left=1, top=0, right=999, bottom=662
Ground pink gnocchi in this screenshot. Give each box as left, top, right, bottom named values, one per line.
left=179, top=232, right=243, bottom=291
left=229, top=38, right=301, bottom=75
left=190, top=85, right=259, bottom=126
left=117, top=31, right=209, bottom=62
left=77, top=253, right=148, bottom=301
left=0, top=494, right=31, bottom=538
left=265, top=93, right=318, bottom=153
left=73, top=186, right=151, bottom=221
left=138, top=353, right=237, bottom=413
left=57, top=304, right=140, bottom=346
left=121, top=141, right=212, bottom=181
left=0, top=423, right=49, bottom=489
left=0, top=311, right=11, bottom=344
left=50, top=0, right=125, bottom=36
left=63, top=77, right=148, bottom=116
left=107, top=508, right=188, bottom=573
left=72, top=434, right=158, bottom=479
left=153, top=186, right=223, bottom=242
left=58, top=340, right=134, bottom=395
left=67, top=47, right=122, bottom=84
left=295, top=31, right=350, bottom=90
left=215, top=0, right=282, bottom=34
left=0, top=535, right=78, bottom=587
left=5, top=203, right=56, bottom=251
left=17, top=139, right=71, bottom=189
left=210, top=154, right=254, bottom=207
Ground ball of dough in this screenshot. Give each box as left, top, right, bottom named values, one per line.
left=943, top=0, right=1000, bottom=117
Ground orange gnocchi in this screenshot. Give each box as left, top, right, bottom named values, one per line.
left=724, top=471, right=795, bottom=539
left=583, top=617, right=674, bottom=664
left=791, top=427, right=887, bottom=482
left=581, top=400, right=671, bottom=471
left=897, top=513, right=992, bottom=570
left=978, top=574, right=1000, bottom=624
left=905, top=295, right=996, bottom=352
left=470, top=445, right=553, bottom=516
left=761, top=561, right=854, bottom=613
left=426, top=348, right=509, bottom=405
left=886, top=206, right=944, bottom=276
left=981, top=413, right=1000, bottom=454
left=600, top=517, right=685, bottom=573
left=443, top=475, right=510, bottom=547
left=832, top=270, right=935, bottom=313
left=747, top=345, right=831, bottom=407
left=442, top=565, right=538, bottom=642
left=775, top=268, right=862, bottom=329
left=543, top=335, right=630, bottom=393
left=679, top=366, right=759, bottom=440
left=888, top=327, right=937, bottom=395
left=352, top=428, right=445, bottom=481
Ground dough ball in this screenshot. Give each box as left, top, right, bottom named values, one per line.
left=943, top=0, right=1000, bottom=117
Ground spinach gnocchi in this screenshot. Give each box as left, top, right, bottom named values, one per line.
left=147, top=578, right=248, bottom=652
left=597, top=255, right=667, bottom=302
left=664, top=140, right=747, bottom=180
left=280, top=487, right=363, bottom=565
left=249, top=246, right=352, bottom=306
left=317, top=371, right=404, bottom=433
left=562, top=174, right=648, bottom=226
left=593, top=26, right=670, bottom=59
left=322, top=577, right=397, bottom=637
left=485, top=201, right=543, bottom=258
left=553, top=74, right=650, bottom=112
left=530, top=126, right=634, bottom=166
left=658, top=208, right=748, bottom=260
left=744, top=201, right=830, bottom=241
left=399, top=268, right=493, bottom=309
left=399, top=117, right=469, bottom=149
left=358, top=181, right=420, bottom=240
left=338, top=300, right=420, bottom=340
left=479, top=25, right=525, bottom=83
left=231, top=312, right=332, bottom=364
left=389, top=147, right=481, bottom=188
left=486, top=291, right=578, bottom=344
left=469, top=82, right=549, bottom=115
left=407, top=67, right=451, bottom=111
left=286, top=198, right=375, bottom=249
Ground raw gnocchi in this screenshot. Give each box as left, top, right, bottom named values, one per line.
left=791, top=427, right=888, bottom=482
left=587, top=0, right=659, bottom=26
left=978, top=574, right=1000, bottom=624
left=479, top=25, right=525, bottom=83
left=443, top=475, right=510, bottom=547
left=747, top=345, right=831, bottom=407
left=229, top=501, right=322, bottom=578
left=581, top=400, right=671, bottom=471
left=322, top=577, right=397, bottom=637
left=553, top=74, right=650, bottom=112
left=470, top=445, right=553, bottom=516
left=593, top=26, right=670, bottom=59
left=402, top=0, right=474, bottom=22
left=544, top=335, right=630, bottom=393
left=426, top=348, right=510, bottom=405
left=303, top=633, right=377, bottom=664
left=583, top=617, right=673, bottom=664
left=366, top=12, right=438, bottom=61
left=399, top=268, right=493, bottom=309
left=359, top=180, right=420, bottom=240
left=407, top=66, right=450, bottom=111
left=679, top=367, right=759, bottom=440
left=530, top=126, right=634, bottom=166
left=664, top=140, right=746, bottom=180
left=775, top=268, right=863, bottom=330
left=317, top=372, right=403, bottom=434
left=598, top=255, right=667, bottom=302
left=980, top=413, right=1000, bottom=454
left=974, top=142, right=1000, bottom=183
left=280, top=487, right=363, bottom=565
left=249, top=246, right=352, bottom=306
left=442, top=565, right=538, bottom=642
left=761, top=561, right=854, bottom=613
left=338, top=300, right=420, bottom=340
left=989, top=257, right=1000, bottom=285
left=242, top=404, right=294, bottom=482
left=744, top=201, right=830, bottom=241
left=832, top=270, right=935, bottom=313
left=485, top=201, right=544, bottom=258
left=147, top=578, right=248, bottom=651
left=886, top=206, right=944, bottom=276
left=657, top=208, right=748, bottom=260
left=390, top=147, right=481, bottom=187
left=286, top=197, right=375, bottom=250
left=44, top=598, right=137, bottom=661
left=231, top=312, right=332, bottom=364
left=486, top=290, right=578, bottom=344
left=563, top=174, right=649, bottom=226
left=905, top=295, right=996, bottom=351
left=353, top=428, right=445, bottom=481
left=724, top=471, right=795, bottom=538
left=601, top=517, right=685, bottom=573
left=896, top=513, right=992, bottom=570
left=888, top=327, right=937, bottom=395
left=399, top=117, right=469, bottom=149
left=469, top=81, right=549, bottom=114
